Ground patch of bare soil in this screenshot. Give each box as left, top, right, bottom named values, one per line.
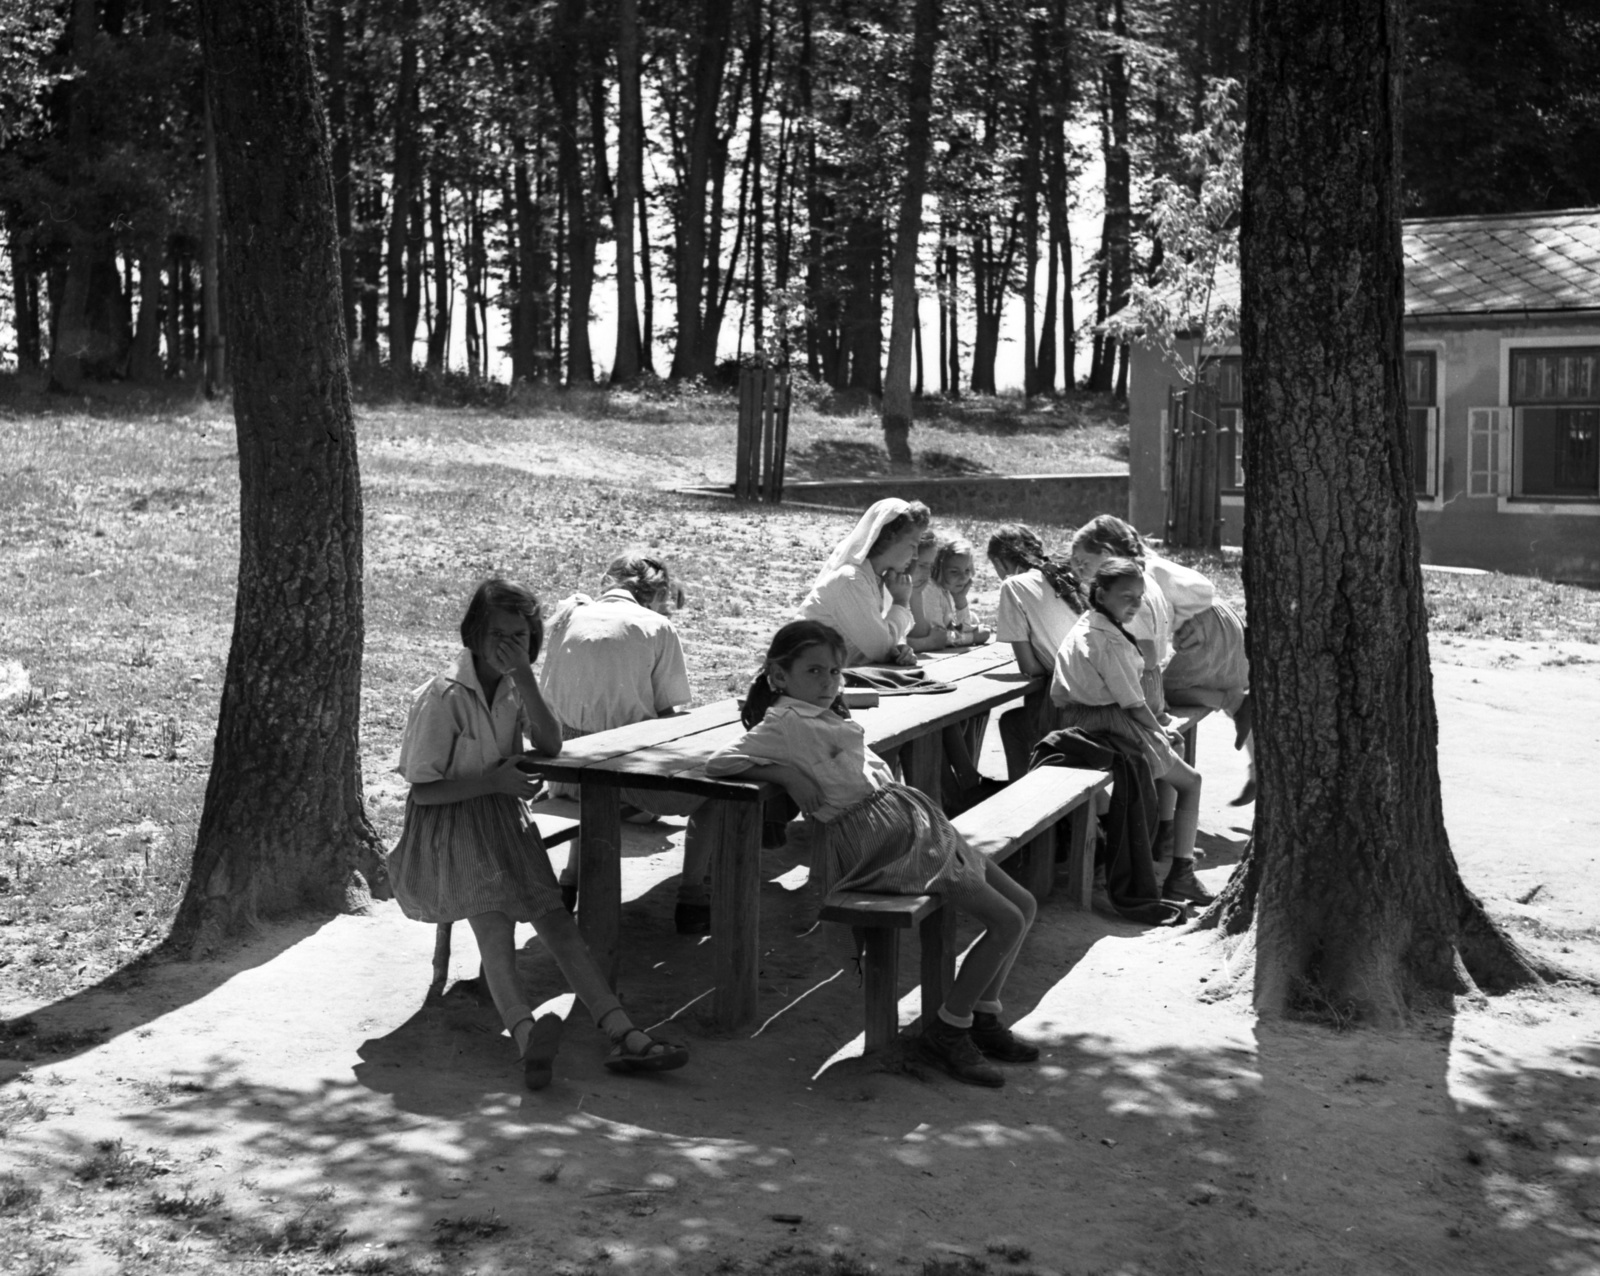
left=2, top=649, right=1598, bottom=1275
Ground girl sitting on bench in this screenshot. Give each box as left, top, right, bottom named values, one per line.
left=706, top=620, right=1039, bottom=1089
left=387, top=577, right=689, bottom=1090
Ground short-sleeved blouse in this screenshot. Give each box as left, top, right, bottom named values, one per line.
left=397, top=649, right=529, bottom=784
left=995, top=569, right=1079, bottom=670
left=1051, top=611, right=1148, bottom=709
left=539, top=589, right=691, bottom=733
left=705, top=697, right=895, bottom=824
left=1145, top=554, right=1215, bottom=628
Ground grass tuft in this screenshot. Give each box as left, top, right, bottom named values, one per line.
left=431, top=1209, right=509, bottom=1245
left=73, top=1138, right=169, bottom=1188
left=0, top=1173, right=42, bottom=1214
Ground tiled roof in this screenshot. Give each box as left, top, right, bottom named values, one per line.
left=1403, top=208, right=1600, bottom=316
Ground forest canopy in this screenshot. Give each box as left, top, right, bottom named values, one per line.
left=2, top=0, right=1596, bottom=395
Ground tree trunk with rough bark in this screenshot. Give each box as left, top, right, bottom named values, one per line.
left=385, top=0, right=421, bottom=374
left=1205, top=0, right=1548, bottom=1021
left=881, top=0, right=938, bottom=465
left=610, top=0, right=644, bottom=383
left=175, top=0, right=386, bottom=957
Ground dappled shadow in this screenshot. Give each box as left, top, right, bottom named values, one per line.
left=913, top=394, right=1127, bottom=441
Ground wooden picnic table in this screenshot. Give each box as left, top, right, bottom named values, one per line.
left=518, top=642, right=1040, bottom=1032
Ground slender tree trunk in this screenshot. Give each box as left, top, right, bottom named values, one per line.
left=1215, top=0, right=1546, bottom=1018
left=551, top=0, right=595, bottom=384
left=944, top=222, right=960, bottom=398
left=385, top=0, right=420, bottom=373
left=47, top=0, right=98, bottom=392
left=881, top=0, right=938, bottom=462
left=1101, top=0, right=1131, bottom=397
left=10, top=231, right=42, bottom=373
left=637, top=145, right=655, bottom=373
left=426, top=169, right=450, bottom=372
left=177, top=0, right=385, bottom=956
left=129, top=248, right=164, bottom=382
left=611, top=0, right=644, bottom=382
left=670, top=0, right=734, bottom=379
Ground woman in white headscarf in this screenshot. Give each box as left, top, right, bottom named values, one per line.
left=798, top=498, right=931, bottom=667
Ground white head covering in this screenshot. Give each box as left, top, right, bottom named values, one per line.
left=821, top=498, right=913, bottom=573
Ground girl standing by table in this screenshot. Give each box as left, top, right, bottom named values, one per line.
left=707, top=620, right=1040, bottom=1089
left=387, top=578, right=690, bottom=1089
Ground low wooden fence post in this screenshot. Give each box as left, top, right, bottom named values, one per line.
left=1165, top=382, right=1222, bottom=549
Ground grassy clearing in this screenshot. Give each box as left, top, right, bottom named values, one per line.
left=0, top=384, right=1595, bottom=1020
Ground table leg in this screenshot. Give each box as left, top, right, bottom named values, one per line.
left=578, top=785, right=623, bottom=985
left=1064, top=799, right=1098, bottom=909
left=901, top=731, right=944, bottom=798
left=708, top=797, right=761, bottom=1031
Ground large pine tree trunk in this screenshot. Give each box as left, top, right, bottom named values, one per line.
left=551, top=0, right=596, bottom=385
left=176, top=0, right=386, bottom=957
left=881, top=0, right=938, bottom=465
left=385, top=0, right=421, bottom=374
left=1221, top=0, right=1545, bottom=1020
left=47, top=0, right=99, bottom=393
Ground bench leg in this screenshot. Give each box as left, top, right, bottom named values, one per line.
left=1063, top=801, right=1097, bottom=909
left=919, top=907, right=954, bottom=1036
left=578, top=786, right=623, bottom=985
left=863, top=929, right=901, bottom=1052
left=708, top=797, right=762, bottom=1032
left=1019, top=829, right=1055, bottom=901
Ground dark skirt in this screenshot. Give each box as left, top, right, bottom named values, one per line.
left=1055, top=701, right=1183, bottom=780
left=814, top=783, right=987, bottom=898
left=386, top=792, right=566, bottom=924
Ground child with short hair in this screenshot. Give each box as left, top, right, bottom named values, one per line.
left=706, top=621, right=1041, bottom=1089
left=387, top=578, right=689, bottom=1089
left=539, top=553, right=713, bottom=934
left=1051, top=559, right=1208, bottom=904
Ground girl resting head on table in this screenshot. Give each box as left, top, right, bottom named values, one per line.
left=706, top=619, right=1041, bottom=1089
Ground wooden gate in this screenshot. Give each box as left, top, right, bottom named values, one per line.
left=735, top=365, right=792, bottom=502
left=1165, top=382, right=1223, bottom=550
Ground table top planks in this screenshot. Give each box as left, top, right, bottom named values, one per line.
left=520, top=640, right=1039, bottom=795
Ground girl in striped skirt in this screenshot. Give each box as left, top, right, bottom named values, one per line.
left=387, top=577, right=689, bottom=1090
left=706, top=620, right=1040, bottom=1089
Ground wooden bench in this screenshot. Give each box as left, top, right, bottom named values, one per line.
left=425, top=808, right=582, bottom=1002
left=817, top=766, right=1110, bottom=1052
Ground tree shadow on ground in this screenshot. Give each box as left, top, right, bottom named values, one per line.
left=784, top=438, right=993, bottom=482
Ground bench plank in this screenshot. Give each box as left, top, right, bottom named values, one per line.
left=948, top=766, right=1108, bottom=864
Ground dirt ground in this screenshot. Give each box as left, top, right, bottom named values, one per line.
left=3, top=634, right=1598, bottom=1276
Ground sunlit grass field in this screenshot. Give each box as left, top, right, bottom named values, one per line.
left=0, top=384, right=1595, bottom=1013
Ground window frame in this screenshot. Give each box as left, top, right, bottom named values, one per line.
left=1492, top=336, right=1600, bottom=515
left=1406, top=343, right=1445, bottom=505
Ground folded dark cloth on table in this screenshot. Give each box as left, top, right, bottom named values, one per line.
left=843, top=666, right=955, bottom=695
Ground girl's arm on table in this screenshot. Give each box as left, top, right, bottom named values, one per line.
left=1010, top=640, right=1047, bottom=678
left=718, top=761, right=826, bottom=815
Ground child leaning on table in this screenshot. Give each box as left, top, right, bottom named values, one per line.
left=386, top=577, right=689, bottom=1091
left=705, top=619, right=1041, bottom=1089
left=921, top=536, right=992, bottom=649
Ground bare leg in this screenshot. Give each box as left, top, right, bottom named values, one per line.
left=940, top=859, right=1037, bottom=1018
left=466, top=911, right=536, bottom=1053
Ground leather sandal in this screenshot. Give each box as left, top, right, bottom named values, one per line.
left=603, top=1030, right=689, bottom=1075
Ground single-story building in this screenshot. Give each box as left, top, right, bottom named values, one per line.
left=1126, top=207, right=1600, bottom=584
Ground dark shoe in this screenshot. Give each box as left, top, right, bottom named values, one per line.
left=1162, top=859, right=1215, bottom=906
left=1232, top=694, right=1253, bottom=751
left=674, top=902, right=711, bottom=935
left=604, top=1031, right=689, bottom=1074
left=517, top=1013, right=564, bottom=1092
left=560, top=883, right=578, bottom=914
left=1228, top=778, right=1257, bottom=807
left=918, top=1018, right=1004, bottom=1088
left=970, top=1011, right=1040, bottom=1063
left=761, top=819, right=789, bottom=849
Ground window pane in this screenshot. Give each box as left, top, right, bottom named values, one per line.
left=1204, top=356, right=1243, bottom=406
left=1405, top=352, right=1436, bottom=406
left=1522, top=407, right=1600, bottom=496
left=1511, top=348, right=1600, bottom=404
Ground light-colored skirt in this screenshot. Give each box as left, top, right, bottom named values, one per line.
left=1164, top=602, right=1248, bottom=708
left=1056, top=701, right=1184, bottom=780
left=814, top=783, right=987, bottom=898
left=387, top=793, right=566, bottom=924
